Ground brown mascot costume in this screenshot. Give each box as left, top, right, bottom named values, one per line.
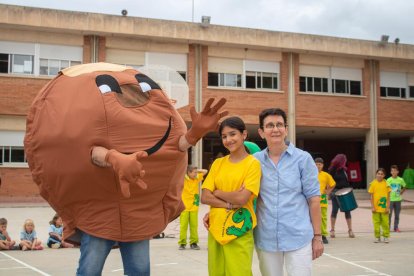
left=24, top=63, right=227, bottom=275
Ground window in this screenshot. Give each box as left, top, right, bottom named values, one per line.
left=0, top=53, right=34, bottom=74
left=0, top=146, right=27, bottom=164
left=380, top=87, right=407, bottom=98
left=331, top=79, right=362, bottom=95
left=208, top=72, right=242, bottom=88
left=40, top=59, right=81, bottom=76
left=0, top=53, right=8, bottom=73
left=246, top=71, right=278, bottom=90
left=299, top=76, right=328, bottom=92
left=410, top=86, right=414, bottom=98
left=178, top=71, right=186, bottom=81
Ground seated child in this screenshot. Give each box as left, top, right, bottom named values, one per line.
left=0, top=218, right=16, bottom=250
left=20, top=219, right=43, bottom=251
left=47, top=213, right=74, bottom=248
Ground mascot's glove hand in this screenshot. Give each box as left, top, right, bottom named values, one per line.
left=105, top=149, right=148, bottom=198
left=185, top=98, right=228, bottom=145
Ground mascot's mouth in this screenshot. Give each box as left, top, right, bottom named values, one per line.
left=123, top=117, right=171, bottom=156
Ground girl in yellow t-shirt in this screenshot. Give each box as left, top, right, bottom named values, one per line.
left=201, top=116, right=261, bottom=276
left=368, top=168, right=391, bottom=243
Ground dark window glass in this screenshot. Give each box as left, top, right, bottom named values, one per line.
left=334, top=79, right=346, bottom=93
left=0, top=53, right=8, bottom=73
left=307, top=77, right=313, bottom=92
left=409, top=86, right=414, bottom=98
left=178, top=72, right=186, bottom=81
left=350, top=81, right=361, bottom=95
left=0, top=148, right=3, bottom=164
left=11, top=148, right=25, bottom=162
left=380, top=87, right=386, bottom=97
left=273, top=77, right=278, bottom=90
left=208, top=72, right=219, bottom=86
left=237, top=74, right=242, bottom=87
left=4, top=148, right=10, bottom=162
left=262, top=73, right=273, bottom=89
left=299, top=76, right=306, bottom=91
left=401, top=88, right=406, bottom=98
left=322, top=78, right=328, bottom=92
left=388, top=87, right=400, bottom=97
left=314, top=78, right=322, bottom=92
left=246, top=75, right=256, bottom=88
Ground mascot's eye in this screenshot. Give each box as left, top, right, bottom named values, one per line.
left=139, top=82, right=152, bottom=93
left=95, top=75, right=122, bottom=94
left=135, top=74, right=161, bottom=92
left=98, top=84, right=112, bottom=94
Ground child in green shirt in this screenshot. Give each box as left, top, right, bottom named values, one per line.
left=386, top=165, right=407, bottom=232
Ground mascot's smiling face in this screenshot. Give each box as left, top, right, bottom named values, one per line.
left=25, top=63, right=188, bottom=241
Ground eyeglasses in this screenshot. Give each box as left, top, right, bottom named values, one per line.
left=264, top=122, right=286, bottom=130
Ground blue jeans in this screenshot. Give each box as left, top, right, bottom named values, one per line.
left=76, top=231, right=150, bottom=276
left=389, top=201, right=402, bottom=230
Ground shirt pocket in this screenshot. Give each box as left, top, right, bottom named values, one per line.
left=278, top=169, right=302, bottom=193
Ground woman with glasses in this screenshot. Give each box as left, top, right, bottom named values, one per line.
left=253, top=108, right=323, bottom=276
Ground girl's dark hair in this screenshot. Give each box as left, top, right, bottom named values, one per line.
left=376, top=168, right=386, bottom=174
left=49, top=213, right=60, bottom=225
left=219, top=116, right=246, bottom=135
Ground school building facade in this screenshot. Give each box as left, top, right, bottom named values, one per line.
left=1, top=4, right=414, bottom=199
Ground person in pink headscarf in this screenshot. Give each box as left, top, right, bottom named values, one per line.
left=328, top=154, right=355, bottom=238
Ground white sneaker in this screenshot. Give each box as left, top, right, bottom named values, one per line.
left=374, top=238, right=381, bottom=243
left=383, top=238, right=389, bottom=243
left=51, top=243, right=61, bottom=249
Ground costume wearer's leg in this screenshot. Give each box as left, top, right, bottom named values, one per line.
left=223, top=231, right=254, bottom=276
left=381, top=213, right=390, bottom=238
left=394, top=201, right=402, bottom=230
left=285, top=242, right=312, bottom=276
left=189, top=210, right=199, bottom=244
left=321, top=206, right=328, bottom=236
left=76, top=231, right=114, bottom=276
left=256, top=248, right=284, bottom=276
left=389, top=201, right=395, bottom=229
left=330, top=196, right=339, bottom=235
left=119, top=240, right=150, bottom=276
left=178, top=211, right=190, bottom=245
left=372, top=212, right=381, bottom=238
left=208, top=232, right=225, bottom=276
left=331, top=196, right=339, bottom=219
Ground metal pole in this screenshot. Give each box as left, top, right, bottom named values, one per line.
left=192, top=0, right=194, bottom=22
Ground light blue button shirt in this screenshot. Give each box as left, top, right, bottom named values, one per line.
left=253, top=142, right=320, bottom=252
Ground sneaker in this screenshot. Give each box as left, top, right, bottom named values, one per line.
left=190, top=243, right=200, bottom=250
left=34, top=245, right=44, bottom=250
left=395, top=228, right=401, bottom=232
left=384, top=237, right=389, bottom=243
left=178, top=244, right=186, bottom=250
left=374, top=238, right=381, bottom=243
left=322, top=236, right=329, bottom=244
left=51, top=243, right=61, bottom=249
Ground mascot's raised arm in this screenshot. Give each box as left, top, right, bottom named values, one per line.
left=24, top=62, right=227, bottom=275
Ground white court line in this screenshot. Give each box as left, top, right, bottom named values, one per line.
left=0, top=252, right=51, bottom=276
left=112, top=263, right=178, bottom=272
left=324, top=253, right=391, bottom=276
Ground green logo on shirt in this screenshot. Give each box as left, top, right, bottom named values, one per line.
left=226, top=208, right=252, bottom=237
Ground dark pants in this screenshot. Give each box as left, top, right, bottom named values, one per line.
left=389, top=201, right=402, bottom=230
left=331, top=193, right=351, bottom=219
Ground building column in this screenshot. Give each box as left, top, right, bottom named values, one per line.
left=191, top=44, right=203, bottom=168
left=287, top=53, right=296, bottom=143
left=365, top=60, right=379, bottom=187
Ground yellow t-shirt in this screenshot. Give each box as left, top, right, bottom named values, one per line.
left=368, top=179, right=391, bottom=213
left=318, top=171, right=336, bottom=208
left=182, top=172, right=204, bottom=212
left=202, top=155, right=261, bottom=245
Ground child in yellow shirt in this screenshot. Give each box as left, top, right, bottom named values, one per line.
left=315, top=158, right=336, bottom=244
left=178, top=166, right=207, bottom=250
left=201, top=116, right=261, bottom=276
left=368, top=168, right=391, bottom=243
